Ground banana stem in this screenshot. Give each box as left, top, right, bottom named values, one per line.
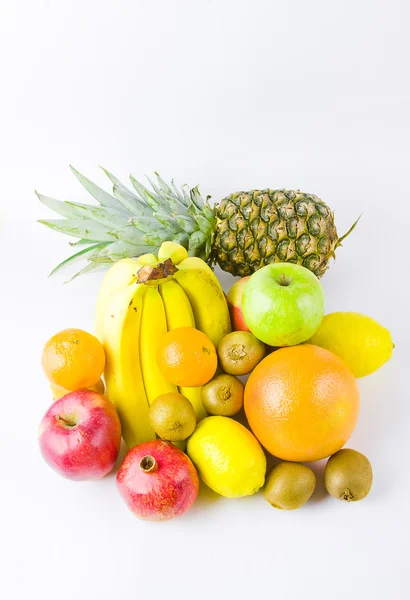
left=137, top=258, right=178, bottom=284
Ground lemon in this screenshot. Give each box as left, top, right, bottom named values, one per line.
left=186, top=416, right=266, bottom=498
left=310, top=312, right=393, bottom=378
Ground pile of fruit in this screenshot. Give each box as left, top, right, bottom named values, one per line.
left=37, top=171, right=393, bottom=520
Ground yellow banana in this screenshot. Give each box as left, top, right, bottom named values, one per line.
left=158, top=241, right=188, bottom=264
left=174, top=257, right=231, bottom=347
left=102, top=282, right=156, bottom=448
left=159, top=279, right=207, bottom=421
left=137, top=253, right=158, bottom=266
left=140, top=286, right=178, bottom=404
left=95, top=255, right=159, bottom=342
left=95, top=242, right=230, bottom=446
left=95, top=258, right=140, bottom=342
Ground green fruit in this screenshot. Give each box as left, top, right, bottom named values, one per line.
left=201, top=374, right=244, bottom=416
left=187, top=416, right=266, bottom=498
left=148, top=392, right=196, bottom=441
left=242, top=263, right=324, bottom=347
left=263, top=462, right=316, bottom=510
left=217, top=331, right=265, bottom=375
left=310, top=312, right=393, bottom=377
left=325, top=449, right=373, bottom=501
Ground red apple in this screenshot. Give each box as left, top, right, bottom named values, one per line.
left=117, top=440, right=199, bottom=521
left=38, top=390, right=121, bottom=481
left=226, top=276, right=251, bottom=332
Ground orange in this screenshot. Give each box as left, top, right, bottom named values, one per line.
left=50, top=378, right=105, bottom=400
left=244, top=344, right=360, bottom=462
left=157, top=327, right=217, bottom=387
left=42, top=328, right=105, bottom=391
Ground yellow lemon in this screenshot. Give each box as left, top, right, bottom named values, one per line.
left=310, top=312, right=393, bottom=378
left=187, top=416, right=266, bottom=498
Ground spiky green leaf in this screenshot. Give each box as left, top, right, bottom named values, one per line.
left=145, top=175, right=163, bottom=198
left=142, top=230, right=172, bottom=245
left=174, top=214, right=197, bottom=234
left=202, top=203, right=216, bottom=223
left=48, top=243, right=108, bottom=277
left=171, top=179, right=188, bottom=206
left=69, top=238, right=101, bottom=246
left=154, top=173, right=175, bottom=197
left=173, top=232, right=190, bottom=248
left=91, top=240, right=155, bottom=261
left=205, top=239, right=213, bottom=259
left=65, top=202, right=130, bottom=228
left=181, top=184, right=191, bottom=205
left=145, top=176, right=189, bottom=215
left=130, top=176, right=171, bottom=214
left=36, top=192, right=85, bottom=219
left=113, top=185, right=153, bottom=217
left=112, top=225, right=146, bottom=245
left=38, top=219, right=116, bottom=241
left=65, top=261, right=108, bottom=283
left=100, top=167, right=132, bottom=194
left=196, top=214, right=214, bottom=235
left=189, top=230, right=207, bottom=250
left=70, top=166, right=127, bottom=212
left=101, top=168, right=152, bottom=216
left=190, top=186, right=205, bottom=211
left=130, top=217, right=166, bottom=234
left=153, top=212, right=183, bottom=234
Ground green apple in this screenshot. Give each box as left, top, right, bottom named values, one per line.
left=242, top=263, right=324, bottom=346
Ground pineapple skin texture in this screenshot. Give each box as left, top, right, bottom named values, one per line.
left=212, top=189, right=338, bottom=278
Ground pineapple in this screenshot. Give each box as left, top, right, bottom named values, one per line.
left=37, top=167, right=358, bottom=280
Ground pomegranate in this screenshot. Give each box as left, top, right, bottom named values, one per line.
left=116, top=440, right=199, bottom=521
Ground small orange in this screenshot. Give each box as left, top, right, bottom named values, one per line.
left=244, top=344, right=360, bottom=462
left=157, top=327, right=217, bottom=387
left=42, top=328, right=105, bottom=391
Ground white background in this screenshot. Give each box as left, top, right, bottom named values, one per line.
left=1, top=1, right=409, bottom=598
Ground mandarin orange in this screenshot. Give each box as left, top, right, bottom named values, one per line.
left=244, top=344, right=359, bottom=462
left=42, top=328, right=105, bottom=391
left=157, top=327, right=217, bottom=387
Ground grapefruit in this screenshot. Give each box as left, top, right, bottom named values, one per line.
left=244, top=344, right=360, bottom=462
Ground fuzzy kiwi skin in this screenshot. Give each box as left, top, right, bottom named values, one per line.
left=148, top=393, right=196, bottom=442
left=325, top=449, right=373, bottom=502
left=263, top=462, right=316, bottom=510
left=217, top=331, right=266, bottom=376
left=201, top=374, right=244, bottom=416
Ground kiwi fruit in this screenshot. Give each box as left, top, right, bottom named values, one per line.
left=217, top=331, right=265, bottom=376
left=325, top=449, right=373, bottom=502
left=201, top=373, right=244, bottom=416
left=148, top=392, right=196, bottom=441
left=263, top=462, right=316, bottom=510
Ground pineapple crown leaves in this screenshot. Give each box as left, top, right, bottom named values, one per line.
left=37, top=167, right=216, bottom=279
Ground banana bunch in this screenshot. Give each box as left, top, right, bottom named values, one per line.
left=95, top=242, right=231, bottom=449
